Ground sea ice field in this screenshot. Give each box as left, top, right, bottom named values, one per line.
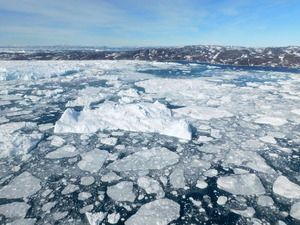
left=0, top=60, right=299, bottom=225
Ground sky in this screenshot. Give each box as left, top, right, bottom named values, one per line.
left=0, top=0, right=299, bottom=47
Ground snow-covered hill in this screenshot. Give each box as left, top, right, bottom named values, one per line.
left=1, top=45, right=300, bottom=68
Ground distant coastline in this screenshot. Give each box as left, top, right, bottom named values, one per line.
left=1, top=45, right=300, bottom=69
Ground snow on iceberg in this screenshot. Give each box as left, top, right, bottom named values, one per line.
left=54, top=101, right=192, bottom=140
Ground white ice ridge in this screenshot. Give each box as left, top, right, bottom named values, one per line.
left=54, top=101, right=192, bottom=140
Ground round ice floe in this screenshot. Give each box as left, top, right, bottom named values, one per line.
left=217, top=196, right=228, bottom=205
left=125, top=198, right=180, bottom=225
left=273, top=176, right=300, bottom=199
left=290, top=202, right=300, bottom=220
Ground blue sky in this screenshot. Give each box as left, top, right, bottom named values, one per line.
left=0, top=0, right=299, bottom=47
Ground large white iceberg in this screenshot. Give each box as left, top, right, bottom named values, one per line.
left=54, top=101, right=192, bottom=140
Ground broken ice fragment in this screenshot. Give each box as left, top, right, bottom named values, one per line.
left=0, top=202, right=30, bottom=219
left=107, top=181, right=136, bottom=202
left=137, top=176, right=165, bottom=198
left=0, top=172, right=41, bottom=199
left=217, top=174, right=265, bottom=196
left=45, top=145, right=78, bottom=159
left=169, top=169, right=185, bottom=189
left=125, top=198, right=180, bottom=225
left=273, top=176, right=300, bottom=199
left=254, top=117, right=287, bottom=126
left=107, top=147, right=179, bottom=171
left=77, top=149, right=109, bottom=173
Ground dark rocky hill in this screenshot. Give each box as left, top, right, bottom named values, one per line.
left=1, top=45, right=300, bottom=68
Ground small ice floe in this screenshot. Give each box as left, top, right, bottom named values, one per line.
left=107, top=212, right=121, bottom=224
left=107, top=147, right=179, bottom=172
left=50, top=136, right=65, bottom=147
left=80, top=176, right=95, bottom=186
left=174, top=105, right=233, bottom=121
left=61, top=184, right=79, bottom=195
left=257, top=195, right=274, bottom=207
left=0, top=202, right=30, bottom=219
left=217, top=174, right=265, bottom=195
left=231, top=207, right=255, bottom=218
left=85, top=212, right=106, bottom=225
left=107, top=181, right=136, bottom=202
left=77, top=149, right=109, bottom=173
left=45, top=145, right=78, bottom=159
left=217, top=196, right=228, bottom=205
left=137, top=176, right=165, bottom=199
left=125, top=198, right=180, bottom=225
left=0, top=122, right=43, bottom=157
left=0, top=172, right=41, bottom=199
left=254, top=117, right=287, bottom=126
left=290, top=202, right=300, bottom=220
left=272, top=176, right=300, bottom=199
left=100, top=137, right=118, bottom=146
left=101, top=172, right=121, bottom=183
left=170, top=169, right=185, bottom=189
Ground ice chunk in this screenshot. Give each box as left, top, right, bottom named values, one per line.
left=254, top=117, right=287, bottom=126
left=78, top=192, right=92, bottom=201
left=174, top=105, right=233, bottom=120
left=137, top=176, right=165, bottom=198
left=80, top=176, right=95, bottom=186
left=231, top=207, right=255, bottom=218
left=77, top=149, right=109, bottom=173
left=290, top=202, right=300, bottom=220
left=86, top=212, right=106, bottom=225
left=107, top=212, right=121, bottom=224
left=54, top=101, right=192, bottom=140
left=217, top=174, right=265, bottom=195
left=273, top=176, right=300, bottom=199
left=169, top=169, right=185, bottom=189
left=61, top=184, right=79, bottom=195
left=196, top=180, right=208, bottom=189
left=42, top=202, right=57, bottom=212
left=257, top=195, right=274, bottom=207
left=107, top=148, right=179, bottom=171
left=107, top=181, right=136, bottom=202
left=0, top=202, right=30, bottom=219
left=80, top=204, right=94, bottom=214
left=7, top=218, right=36, bottom=225
left=45, top=145, right=78, bottom=159
left=50, top=136, right=65, bottom=147
left=100, top=137, right=118, bottom=146
left=217, top=196, right=228, bottom=205
left=0, top=172, right=41, bottom=199
left=0, top=122, right=43, bottom=157
left=125, top=198, right=180, bottom=225
left=291, top=109, right=300, bottom=115
left=259, top=136, right=277, bottom=144
left=101, top=172, right=121, bottom=183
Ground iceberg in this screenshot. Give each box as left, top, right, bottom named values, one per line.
left=54, top=101, right=192, bottom=140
